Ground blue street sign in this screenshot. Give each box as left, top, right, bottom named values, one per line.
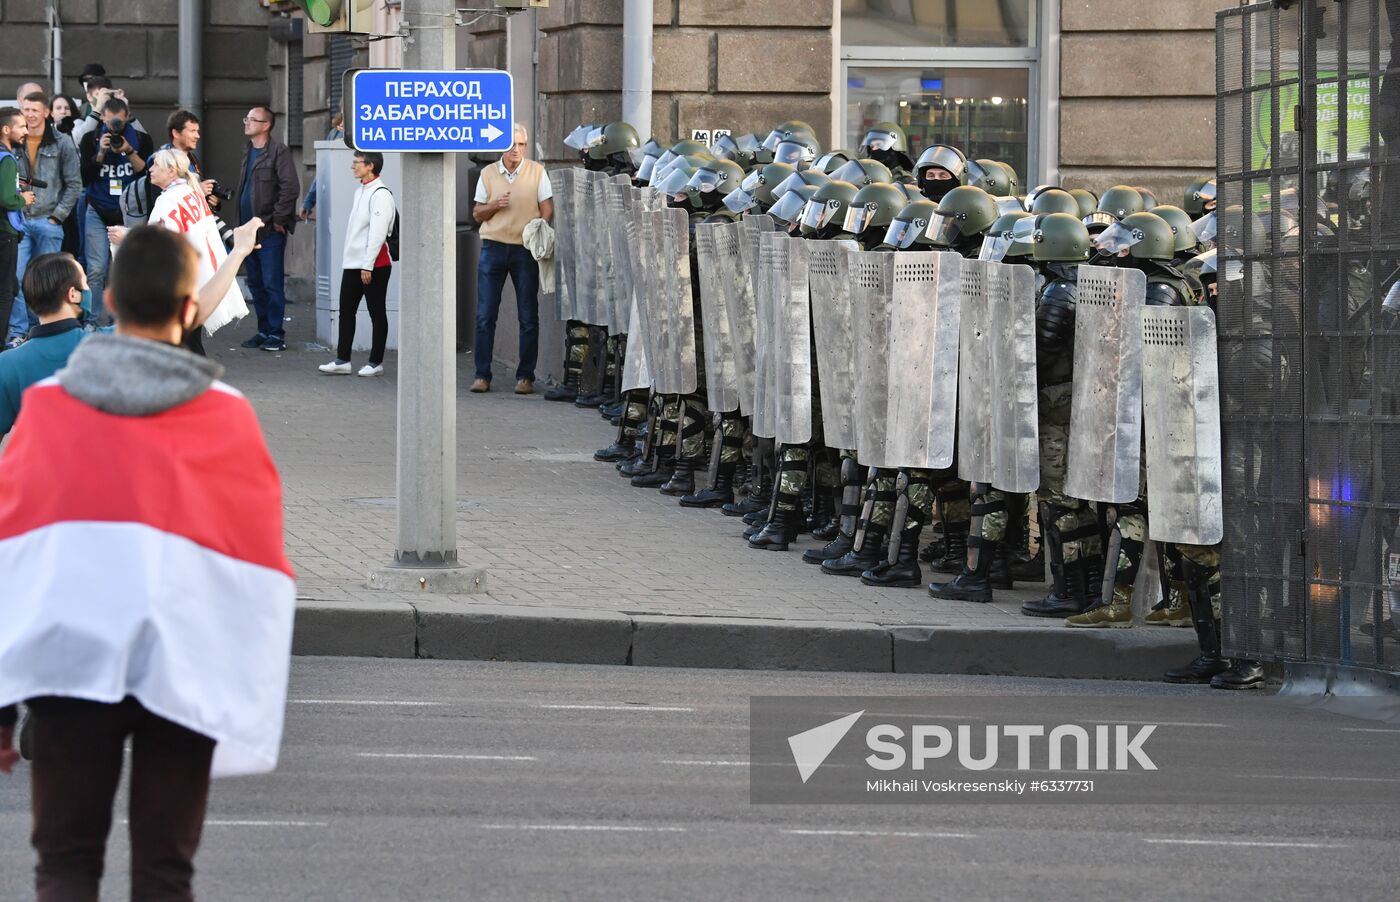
left=347, top=69, right=514, bottom=153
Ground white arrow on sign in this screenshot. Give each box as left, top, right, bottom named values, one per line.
left=482, top=123, right=504, bottom=143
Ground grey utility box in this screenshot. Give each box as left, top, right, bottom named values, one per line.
left=313, top=140, right=403, bottom=351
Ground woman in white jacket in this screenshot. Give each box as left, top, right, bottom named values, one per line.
left=318, top=151, right=395, bottom=377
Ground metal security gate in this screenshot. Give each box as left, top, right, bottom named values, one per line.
left=1218, top=0, right=1400, bottom=674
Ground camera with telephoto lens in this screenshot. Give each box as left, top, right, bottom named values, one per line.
left=209, top=182, right=234, bottom=202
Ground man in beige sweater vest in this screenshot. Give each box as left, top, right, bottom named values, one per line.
left=471, top=123, right=554, bottom=394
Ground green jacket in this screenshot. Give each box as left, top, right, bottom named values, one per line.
left=0, top=152, right=24, bottom=235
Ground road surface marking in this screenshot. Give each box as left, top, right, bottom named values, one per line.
left=537, top=704, right=694, bottom=712
left=479, top=824, right=688, bottom=833
left=1242, top=773, right=1400, bottom=783
left=1342, top=727, right=1400, bottom=734
left=358, top=753, right=537, bottom=761
left=782, top=829, right=977, bottom=839
left=290, top=699, right=446, bottom=707
left=660, top=759, right=749, bottom=767
left=120, top=819, right=326, bottom=828
left=1143, top=839, right=1347, bottom=849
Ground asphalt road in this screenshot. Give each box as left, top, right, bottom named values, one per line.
left=2, top=659, right=1398, bottom=901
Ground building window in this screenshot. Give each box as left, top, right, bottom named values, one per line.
left=841, top=0, right=1036, bottom=49
left=841, top=1, right=1043, bottom=183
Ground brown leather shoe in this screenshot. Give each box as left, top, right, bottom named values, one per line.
left=515, top=379, right=534, bottom=395
left=469, top=378, right=490, bottom=393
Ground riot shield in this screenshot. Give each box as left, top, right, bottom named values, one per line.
left=619, top=184, right=651, bottom=392
left=620, top=294, right=652, bottom=392
left=645, top=205, right=698, bottom=395
left=807, top=240, right=860, bottom=450
left=713, top=220, right=757, bottom=416
left=957, top=260, right=1040, bottom=492
left=549, top=167, right=576, bottom=321
left=603, top=175, right=634, bottom=333
left=632, top=201, right=666, bottom=394
left=1064, top=264, right=1146, bottom=504
left=694, top=222, right=741, bottom=412
left=1143, top=305, right=1224, bottom=545
left=751, top=230, right=786, bottom=439
left=771, top=235, right=813, bottom=446
left=853, top=251, right=963, bottom=469
left=571, top=169, right=601, bottom=325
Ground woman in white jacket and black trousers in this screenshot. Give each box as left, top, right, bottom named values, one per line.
left=319, top=151, right=394, bottom=377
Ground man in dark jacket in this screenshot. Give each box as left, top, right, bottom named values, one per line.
left=77, top=97, right=152, bottom=324
left=234, top=105, right=299, bottom=352
left=10, top=92, right=81, bottom=344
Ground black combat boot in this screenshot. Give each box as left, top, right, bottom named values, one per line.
left=1011, top=549, right=1045, bottom=582
left=1021, top=522, right=1093, bottom=618
left=821, top=524, right=887, bottom=577
left=919, top=534, right=946, bottom=563
left=804, top=492, right=858, bottom=564
left=680, top=459, right=737, bottom=508
left=595, top=440, right=638, bottom=463
left=808, top=489, right=837, bottom=538
left=544, top=374, right=579, bottom=402
left=989, top=541, right=1014, bottom=590
left=600, top=399, right=624, bottom=419
left=927, top=535, right=993, bottom=602
left=1210, top=659, right=1265, bottom=690
left=748, top=506, right=802, bottom=551
left=862, top=526, right=923, bottom=588
left=630, top=452, right=674, bottom=488
left=927, top=525, right=969, bottom=574
left=659, top=459, right=697, bottom=496
left=1164, top=566, right=1230, bottom=684
left=618, top=453, right=653, bottom=478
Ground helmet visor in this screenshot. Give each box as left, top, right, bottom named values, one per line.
left=735, top=133, right=761, bottom=153
left=761, top=129, right=785, bottom=151
left=925, top=211, right=963, bottom=246
left=563, top=125, right=592, bottom=151
left=842, top=203, right=878, bottom=235
left=799, top=196, right=841, bottom=232
left=1191, top=212, right=1217, bottom=244
left=656, top=167, right=694, bottom=198
left=711, top=134, right=739, bottom=160
left=771, top=172, right=809, bottom=199
left=740, top=169, right=766, bottom=193
left=1093, top=221, right=1141, bottom=256
left=830, top=160, right=871, bottom=185
left=917, top=146, right=967, bottom=181
left=1008, top=216, right=1039, bottom=255
left=636, top=154, right=659, bottom=183
left=1194, top=181, right=1218, bottom=210
left=628, top=146, right=649, bottom=170
left=773, top=140, right=814, bottom=167
left=1084, top=211, right=1118, bottom=229
left=646, top=151, right=679, bottom=185
left=860, top=129, right=899, bottom=153
left=979, top=234, right=1013, bottom=262
left=687, top=169, right=728, bottom=194
left=768, top=189, right=809, bottom=224
left=723, top=187, right=758, bottom=214
left=883, top=217, right=927, bottom=250
left=997, top=196, right=1026, bottom=215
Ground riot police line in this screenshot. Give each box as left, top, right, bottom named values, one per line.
left=543, top=119, right=1260, bottom=691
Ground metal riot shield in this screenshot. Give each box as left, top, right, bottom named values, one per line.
left=773, top=236, right=813, bottom=446
left=619, top=185, right=652, bottom=393
left=1142, top=305, right=1224, bottom=545
left=603, top=175, right=634, bottom=333
left=632, top=202, right=666, bottom=394
left=957, top=260, right=1040, bottom=492
left=648, top=205, right=698, bottom=395
left=549, top=167, right=576, bottom=321
left=693, top=222, right=741, bottom=412
left=751, top=230, right=786, bottom=439
left=1064, top=264, right=1146, bottom=504
left=713, top=220, right=757, bottom=415
left=806, top=240, right=860, bottom=450
left=853, top=251, right=962, bottom=469
left=571, top=169, right=598, bottom=325
left=579, top=170, right=612, bottom=327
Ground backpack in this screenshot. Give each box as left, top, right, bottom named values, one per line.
left=374, top=186, right=400, bottom=262
left=120, top=174, right=155, bottom=227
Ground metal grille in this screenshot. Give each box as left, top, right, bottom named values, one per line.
left=1218, top=0, right=1400, bottom=672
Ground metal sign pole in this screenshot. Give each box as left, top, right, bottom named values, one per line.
left=369, top=0, right=483, bottom=594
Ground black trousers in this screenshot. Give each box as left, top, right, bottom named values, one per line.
left=336, top=266, right=390, bottom=365
left=28, top=696, right=216, bottom=902
left=0, top=229, right=18, bottom=340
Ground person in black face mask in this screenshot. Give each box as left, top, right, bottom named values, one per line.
left=857, top=122, right=915, bottom=180
left=914, top=144, right=969, bottom=204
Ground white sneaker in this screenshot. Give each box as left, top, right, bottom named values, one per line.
left=357, top=364, right=385, bottom=377
left=319, top=361, right=352, bottom=375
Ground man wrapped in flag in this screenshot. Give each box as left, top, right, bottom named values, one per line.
left=0, top=226, right=295, bottom=902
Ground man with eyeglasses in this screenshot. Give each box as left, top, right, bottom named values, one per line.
left=234, top=105, right=299, bottom=352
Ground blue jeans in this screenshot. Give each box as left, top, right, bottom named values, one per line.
left=9, top=217, right=65, bottom=340
left=474, top=239, right=540, bottom=382
left=83, top=206, right=114, bottom=323
left=243, top=231, right=288, bottom=340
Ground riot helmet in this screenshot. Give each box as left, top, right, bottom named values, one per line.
left=634, top=138, right=667, bottom=183
left=1135, top=186, right=1158, bottom=210
left=1068, top=188, right=1098, bottom=219
left=926, top=185, right=1000, bottom=249
left=723, top=161, right=796, bottom=214
left=1190, top=210, right=1217, bottom=247
left=829, top=158, right=894, bottom=188
left=1032, top=212, right=1093, bottom=263
left=883, top=198, right=939, bottom=250
left=650, top=148, right=713, bottom=188
left=772, top=130, right=821, bottom=168
left=1084, top=185, right=1146, bottom=232
left=713, top=132, right=761, bottom=167
left=656, top=154, right=709, bottom=199
left=967, top=158, right=1012, bottom=197
left=1183, top=177, right=1217, bottom=217
left=1181, top=248, right=1233, bottom=301
left=980, top=209, right=1033, bottom=261
left=814, top=150, right=855, bottom=175
left=771, top=168, right=831, bottom=200
left=1030, top=188, right=1080, bottom=217
left=842, top=182, right=910, bottom=240
left=685, top=159, right=746, bottom=211
left=1024, top=184, right=1056, bottom=208
left=914, top=144, right=969, bottom=202
left=858, top=121, right=914, bottom=174
left=798, top=180, right=859, bottom=236
left=1092, top=210, right=1176, bottom=261
left=1150, top=204, right=1202, bottom=256
left=1005, top=213, right=1042, bottom=259
left=563, top=123, right=599, bottom=151
left=585, top=121, right=641, bottom=169
left=762, top=120, right=817, bottom=151
left=769, top=184, right=819, bottom=225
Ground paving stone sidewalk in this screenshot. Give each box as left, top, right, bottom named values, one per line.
left=207, top=314, right=1195, bottom=678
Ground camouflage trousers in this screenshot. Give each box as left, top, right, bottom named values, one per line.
left=578, top=325, right=610, bottom=396
left=1106, top=497, right=1149, bottom=605
left=562, top=321, right=590, bottom=381
left=657, top=394, right=709, bottom=461
left=773, top=442, right=837, bottom=514
left=715, top=411, right=746, bottom=466
left=1167, top=543, right=1223, bottom=620
left=617, top=389, right=648, bottom=444
left=1038, top=382, right=1101, bottom=563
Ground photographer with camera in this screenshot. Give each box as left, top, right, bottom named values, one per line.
left=0, top=107, right=33, bottom=350
left=8, top=92, right=81, bottom=347
left=77, top=96, right=153, bottom=323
